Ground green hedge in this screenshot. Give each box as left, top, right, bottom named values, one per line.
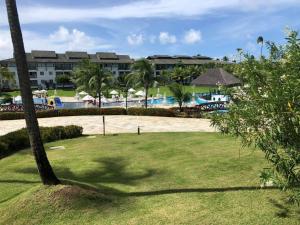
left=127, top=108, right=176, bottom=117
left=0, top=125, right=83, bottom=159
left=0, top=108, right=127, bottom=120
left=0, top=107, right=212, bottom=119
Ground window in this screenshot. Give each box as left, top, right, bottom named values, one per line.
left=30, top=80, right=38, bottom=86
left=56, top=72, right=64, bottom=76
left=49, top=71, right=53, bottom=75
left=40, top=71, right=44, bottom=76
left=29, top=72, right=37, bottom=78
left=28, top=63, right=37, bottom=70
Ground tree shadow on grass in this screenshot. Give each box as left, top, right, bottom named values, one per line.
left=268, top=198, right=300, bottom=220
left=15, top=157, right=158, bottom=187
left=122, top=186, right=279, bottom=197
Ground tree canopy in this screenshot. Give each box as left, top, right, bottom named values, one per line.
left=212, top=30, right=300, bottom=199
left=73, top=59, right=113, bottom=108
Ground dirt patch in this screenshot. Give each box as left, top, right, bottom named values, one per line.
left=48, top=185, right=113, bottom=209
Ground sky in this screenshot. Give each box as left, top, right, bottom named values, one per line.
left=0, top=0, right=300, bottom=60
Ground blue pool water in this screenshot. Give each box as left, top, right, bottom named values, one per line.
left=148, top=96, right=208, bottom=105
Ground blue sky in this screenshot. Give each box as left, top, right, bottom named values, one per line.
left=0, top=0, right=300, bottom=60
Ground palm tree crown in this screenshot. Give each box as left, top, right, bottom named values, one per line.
left=73, top=59, right=113, bottom=108
left=168, top=83, right=192, bottom=111
left=128, top=58, right=155, bottom=108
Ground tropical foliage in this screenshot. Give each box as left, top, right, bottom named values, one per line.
left=73, top=59, right=113, bottom=108
left=113, top=74, right=132, bottom=109
left=0, top=66, right=15, bottom=91
left=55, top=74, right=71, bottom=88
left=168, top=83, right=192, bottom=111
left=211, top=30, right=300, bottom=201
left=128, top=58, right=156, bottom=108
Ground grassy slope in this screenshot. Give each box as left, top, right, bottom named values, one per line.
left=0, top=133, right=299, bottom=225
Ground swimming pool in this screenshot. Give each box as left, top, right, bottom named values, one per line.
left=148, top=96, right=208, bottom=105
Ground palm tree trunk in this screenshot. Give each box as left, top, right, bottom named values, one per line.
left=98, top=91, right=101, bottom=108
left=179, top=102, right=183, bottom=112
left=5, top=0, right=60, bottom=185
left=145, top=87, right=148, bottom=109
left=125, top=92, right=128, bottom=110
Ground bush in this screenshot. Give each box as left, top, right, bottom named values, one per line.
left=171, top=107, right=203, bottom=118
left=0, top=125, right=83, bottom=159
left=127, top=108, right=175, bottom=117
left=0, top=108, right=127, bottom=120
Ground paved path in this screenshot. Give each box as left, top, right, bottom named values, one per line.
left=0, top=116, right=216, bottom=135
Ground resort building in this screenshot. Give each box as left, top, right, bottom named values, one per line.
left=0, top=51, right=133, bottom=89
left=147, top=55, right=219, bottom=76
left=0, top=51, right=224, bottom=89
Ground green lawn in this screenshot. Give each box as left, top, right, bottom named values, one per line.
left=148, top=86, right=212, bottom=97
left=0, top=132, right=298, bottom=225
left=0, top=89, right=76, bottom=98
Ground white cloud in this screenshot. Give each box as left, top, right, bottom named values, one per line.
left=0, top=29, right=13, bottom=59
left=183, top=29, right=202, bottom=44
left=159, top=32, right=176, bottom=44
left=1, top=0, right=299, bottom=25
left=0, top=26, right=112, bottom=59
left=127, top=33, right=144, bottom=45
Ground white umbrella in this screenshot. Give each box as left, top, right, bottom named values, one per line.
left=79, top=91, right=88, bottom=95
left=40, top=89, right=48, bottom=93
left=101, top=96, right=108, bottom=103
left=33, top=90, right=41, bottom=94
left=82, top=95, right=95, bottom=101
left=135, top=90, right=145, bottom=96
left=110, top=90, right=118, bottom=95
left=14, top=95, right=22, bottom=102
left=128, top=88, right=136, bottom=93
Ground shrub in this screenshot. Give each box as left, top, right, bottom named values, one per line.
left=171, top=107, right=203, bottom=118
left=0, top=125, right=83, bottom=159
left=127, top=108, right=175, bottom=117
left=0, top=108, right=127, bottom=120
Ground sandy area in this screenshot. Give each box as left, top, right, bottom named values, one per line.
left=0, top=116, right=216, bottom=135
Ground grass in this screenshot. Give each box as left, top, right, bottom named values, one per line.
left=148, top=86, right=212, bottom=97
left=0, top=132, right=299, bottom=225
left=1, top=86, right=212, bottom=98
left=0, top=89, right=76, bottom=98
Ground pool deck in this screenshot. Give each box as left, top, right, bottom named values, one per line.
left=0, top=116, right=216, bottom=135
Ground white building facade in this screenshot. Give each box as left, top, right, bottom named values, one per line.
left=0, top=50, right=133, bottom=89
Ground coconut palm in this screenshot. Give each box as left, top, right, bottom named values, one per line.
left=114, top=74, right=132, bottom=109
left=128, top=58, right=155, bottom=108
left=5, top=0, right=60, bottom=185
left=0, top=66, right=15, bottom=92
left=257, top=36, right=264, bottom=58
left=168, top=83, right=192, bottom=111
left=170, top=66, right=190, bottom=84
left=73, top=59, right=113, bottom=108
left=236, top=48, right=243, bottom=63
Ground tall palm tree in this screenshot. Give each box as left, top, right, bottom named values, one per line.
left=73, top=59, right=113, bottom=108
left=0, top=66, right=15, bottom=92
left=168, top=83, right=192, bottom=111
left=114, top=74, right=132, bottom=109
left=236, top=48, right=243, bottom=63
left=128, top=59, right=155, bottom=108
left=257, top=36, right=264, bottom=58
left=5, top=0, right=60, bottom=185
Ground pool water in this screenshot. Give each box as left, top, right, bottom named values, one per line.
left=148, top=96, right=208, bottom=105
